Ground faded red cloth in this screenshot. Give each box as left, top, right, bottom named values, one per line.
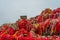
left=17, top=19, right=27, bottom=29
left=55, top=22, right=60, bottom=34
left=36, top=15, right=42, bottom=22
left=7, top=27, right=15, bottom=35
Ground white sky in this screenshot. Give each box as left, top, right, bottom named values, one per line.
left=0, top=0, right=60, bottom=25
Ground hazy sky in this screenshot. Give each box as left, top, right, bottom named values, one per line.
left=0, top=0, right=60, bottom=25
